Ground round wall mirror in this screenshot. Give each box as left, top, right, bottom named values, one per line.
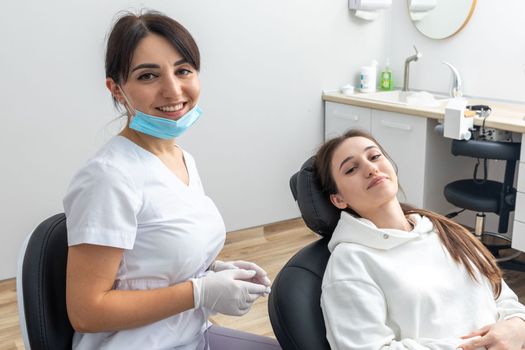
left=408, top=0, right=477, bottom=39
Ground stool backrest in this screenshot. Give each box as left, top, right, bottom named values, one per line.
left=17, top=213, right=74, bottom=350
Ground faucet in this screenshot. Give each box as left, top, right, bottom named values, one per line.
left=442, top=61, right=463, bottom=98
left=403, top=45, right=422, bottom=91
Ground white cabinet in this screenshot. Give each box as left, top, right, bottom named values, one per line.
left=324, top=102, right=371, bottom=139
left=515, top=192, right=525, bottom=223
left=370, top=110, right=428, bottom=208
left=512, top=138, right=525, bottom=251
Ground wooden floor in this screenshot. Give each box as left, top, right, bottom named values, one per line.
left=2, top=218, right=525, bottom=349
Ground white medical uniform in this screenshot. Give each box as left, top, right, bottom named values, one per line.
left=63, top=136, right=226, bottom=350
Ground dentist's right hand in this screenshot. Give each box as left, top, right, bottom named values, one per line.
left=191, top=269, right=270, bottom=316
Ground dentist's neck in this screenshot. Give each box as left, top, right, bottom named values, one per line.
left=120, top=127, right=178, bottom=156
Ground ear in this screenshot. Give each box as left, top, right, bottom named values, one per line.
left=330, top=193, right=348, bottom=210
left=106, top=78, right=124, bottom=104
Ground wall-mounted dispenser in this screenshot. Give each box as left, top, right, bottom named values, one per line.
left=348, top=0, right=392, bottom=21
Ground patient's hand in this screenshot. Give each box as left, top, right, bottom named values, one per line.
left=458, top=317, right=525, bottom=350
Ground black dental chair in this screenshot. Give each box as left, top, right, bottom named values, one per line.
left=268, top=156, right=340, bottom=350
left=17, top=213, right=74, bottom=350
left=443, top=137, right=523, bottom=269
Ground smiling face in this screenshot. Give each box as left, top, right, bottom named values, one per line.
left=329, top=136, right=399, bottom=217
left=108, top=33, right=200, bottom=121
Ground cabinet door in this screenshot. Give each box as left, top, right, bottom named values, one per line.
left=512, top=220, right=525, bottom=252
left=371, top=110, right=427, bottom=208
left=325, top=102, right=371, bottom=140
left=511, top=136, right=525, bottom=252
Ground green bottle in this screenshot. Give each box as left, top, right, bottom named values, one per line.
left=380, top=59, right=393, bottom=91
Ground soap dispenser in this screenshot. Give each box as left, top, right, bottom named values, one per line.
left=380, top=59, right=393, bottom=91
left=360, top=60, right=378, bottom=93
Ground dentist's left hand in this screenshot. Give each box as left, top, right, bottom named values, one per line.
left=209, top=260, right=271, bottom=288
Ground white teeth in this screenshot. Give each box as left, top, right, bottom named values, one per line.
left=158, top=103, right=183, bottom=112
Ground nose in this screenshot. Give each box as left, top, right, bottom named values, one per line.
left=366, top=161, right=379, bottom=178
left=161, top=74, right=183, bottom=99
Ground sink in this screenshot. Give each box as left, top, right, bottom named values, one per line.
left=355, top=90, right=450, bottom=107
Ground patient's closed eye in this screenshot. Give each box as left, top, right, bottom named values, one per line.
left=345, top=166, right=357, bottom=175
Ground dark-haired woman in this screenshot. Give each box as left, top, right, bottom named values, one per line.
left=315, top=129, right=525, bottom=350
left=63, top=10, right=280, bottom=350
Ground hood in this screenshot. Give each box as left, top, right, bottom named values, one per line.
left=328, top=211, right=434, bottom=252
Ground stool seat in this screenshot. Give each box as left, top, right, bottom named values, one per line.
left=444, top=180, right=506, bottom=213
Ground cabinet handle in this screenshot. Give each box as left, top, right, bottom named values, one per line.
left=380, top=120, right=412, bottom=131
left=334, top=110, right=359, bottom=121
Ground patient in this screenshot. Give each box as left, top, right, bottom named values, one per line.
left=315, top=129, right=525, bottom=350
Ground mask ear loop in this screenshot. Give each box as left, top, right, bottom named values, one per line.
left=117, top=85, right=137, bottom=117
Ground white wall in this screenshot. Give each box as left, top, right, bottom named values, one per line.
left=0, top=0, right=387, bottom=280
left=388, top=0, right=525, bottom=234
left=388, top=1, right=525, bottom=103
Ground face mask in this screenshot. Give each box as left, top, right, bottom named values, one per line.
left=129, top=105, right=202, bottom=139
left=118, top=86, right=202, bottom=139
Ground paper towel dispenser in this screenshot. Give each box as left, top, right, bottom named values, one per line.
left=348, top=0, right=392, bottom=21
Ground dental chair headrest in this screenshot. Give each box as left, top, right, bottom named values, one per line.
left=290, top=156, right=341, bottom=238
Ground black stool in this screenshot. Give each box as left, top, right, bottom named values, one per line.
left=444, top=138, right=522, bottom=267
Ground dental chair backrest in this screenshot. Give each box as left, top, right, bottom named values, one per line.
left=268, top=156, right=341, bottom=350
left=290, top=156, right=341, bottom=237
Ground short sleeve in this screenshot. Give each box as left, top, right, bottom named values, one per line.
left=63, top=161, right=141, bottom=249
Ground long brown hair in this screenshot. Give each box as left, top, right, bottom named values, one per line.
left=315, top=129, right=502, bottom=297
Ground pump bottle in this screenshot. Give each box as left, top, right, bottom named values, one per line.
left=380, top=59, right=393, bottom=91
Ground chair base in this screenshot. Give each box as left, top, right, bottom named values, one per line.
left=478, top=232, right=521, bottom=263
left=499, top=259, right=525, bottom=272
left=474, top=232, right=525, bottom=272
left=458, top=212, right=524, bottom=271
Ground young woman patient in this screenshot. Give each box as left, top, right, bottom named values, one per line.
left=315, top=129, right=525, bottom=350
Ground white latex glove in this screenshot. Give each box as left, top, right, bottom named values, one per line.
left=209, top=260, right=272, bottom=287
left=191, top=269, right=270, bottom=316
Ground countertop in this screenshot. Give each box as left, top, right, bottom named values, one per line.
left=323, top=91, right=525, bottom=134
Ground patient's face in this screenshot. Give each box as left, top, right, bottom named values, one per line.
left=329, top=136, right=398, bottom=216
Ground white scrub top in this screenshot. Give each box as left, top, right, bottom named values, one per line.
left=63, top=136, right=226, bottom=350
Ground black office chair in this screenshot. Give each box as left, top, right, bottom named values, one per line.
left=444, top=138, right=522, bottom=266
left=17, top=213, right=74, bottom=350
left=268, top=156, right=340, bottom=350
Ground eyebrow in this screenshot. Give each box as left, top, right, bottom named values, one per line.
left=338, top=145, right=378, bottom=170
left=131, top=59, right=188, bottom=73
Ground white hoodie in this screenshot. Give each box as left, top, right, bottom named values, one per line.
left=321, top=212, right=525, bottom=350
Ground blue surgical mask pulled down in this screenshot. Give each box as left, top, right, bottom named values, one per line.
left=118, top=85, right=202, bottom=139
left=129, top=105, right=202, bottom=139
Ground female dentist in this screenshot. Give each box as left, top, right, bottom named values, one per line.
left=64, top=10, right=280, bottom=350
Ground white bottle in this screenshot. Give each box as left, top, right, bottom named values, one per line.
left=360, top=60, right=378, bottom=93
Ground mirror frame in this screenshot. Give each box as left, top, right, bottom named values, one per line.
left=408, top=0, right=477, bottom=40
